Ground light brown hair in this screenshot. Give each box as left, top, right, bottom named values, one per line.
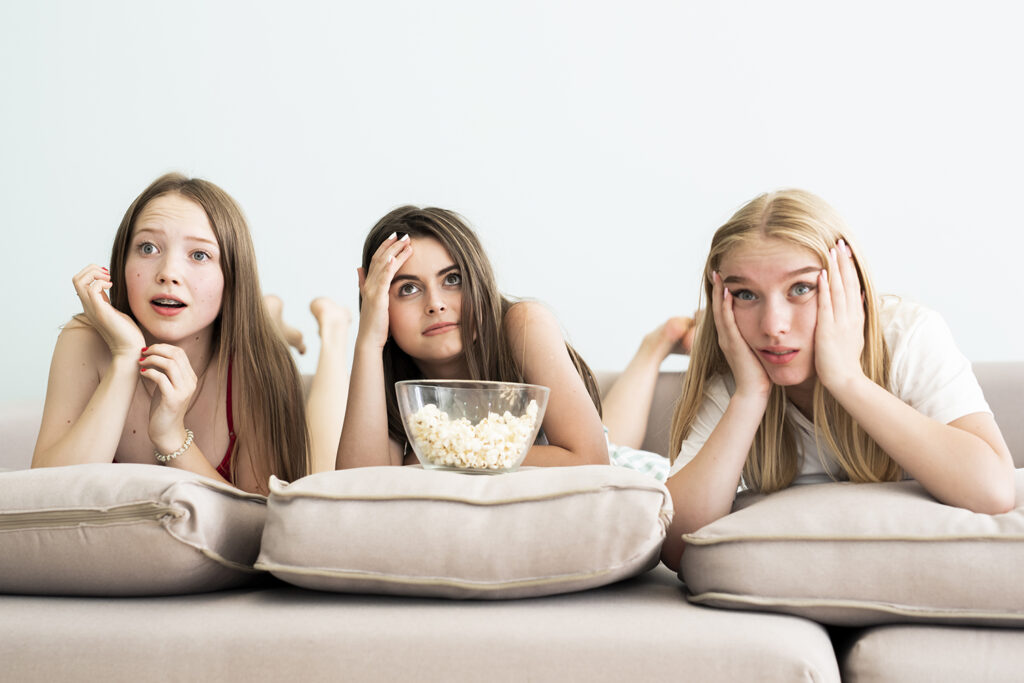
left=361, top=206, right=602, bottom=446
left=669, top=189, right=900, bottom=492
left=109, top=173, right=309, bottom=485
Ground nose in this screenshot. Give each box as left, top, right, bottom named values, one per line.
left=156, top=256, right=181, bottom=286
left=761, top=297, right=791, bottom=338
left=425, top=292, right=447, bottom=316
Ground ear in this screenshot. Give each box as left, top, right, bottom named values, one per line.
left=356, top=267, right=366, bottom=289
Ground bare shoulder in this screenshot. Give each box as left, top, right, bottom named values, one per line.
left=54, top=317, right=111, bottom=373
left=503, top=300, right=562, bottom=341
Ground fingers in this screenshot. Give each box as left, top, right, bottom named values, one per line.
left=72, top=265, right=112, bottom=307
left=365, top=233, right=412, bottom=291
left=139, top=345, right=197, bottom=398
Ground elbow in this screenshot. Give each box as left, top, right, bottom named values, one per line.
left=973, top=483, right=1017, bottom=515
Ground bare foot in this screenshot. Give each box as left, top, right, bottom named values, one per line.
left=639, top=314, right=699, bottom=362
left=310, top=297, right=352, bottom=343
left=264, top=295, right=307, bottom=355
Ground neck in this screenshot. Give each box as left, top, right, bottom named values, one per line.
left=415, top=354, right=472, bottom=381
left=784, top=380, right=816, bottom=419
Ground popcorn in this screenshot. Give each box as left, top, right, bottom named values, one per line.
left=408, top=400, right=539, bottom=470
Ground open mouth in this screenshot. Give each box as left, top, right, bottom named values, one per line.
left=151, top=297, right=186, bottom=315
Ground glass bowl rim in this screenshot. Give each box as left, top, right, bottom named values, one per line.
left=395, top=379, right=550, bottom=394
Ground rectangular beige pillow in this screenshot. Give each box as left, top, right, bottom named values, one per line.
left=257, top=465, right=672, bottom=599
left=681, top=469, right=1024, bottom=626
left=0, top=464, right=266, bottom=596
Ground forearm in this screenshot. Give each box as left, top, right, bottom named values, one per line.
left=336, top=343, right=399, bottom=468
left=601, top=352, right=663, bottom=449
left=33, top=356, right=139, bottom=468
left=520, top=440, right=610, bottom=467
left=158, top=439, right=231, bottom=485
left=307, top=327, right=350, bottom=474
left=830, top=376, right=1016, bottom=513
left=661, top=394, right=765, bottom=570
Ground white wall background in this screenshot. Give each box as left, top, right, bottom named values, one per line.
left=2, top=0, right=1022, bottom=403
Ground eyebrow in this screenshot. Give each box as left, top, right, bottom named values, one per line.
left=392, top=264, right=459, bottom=285
left=723, top=266, right=821, bottom=285
left=133, top=227, right=219, bottom=249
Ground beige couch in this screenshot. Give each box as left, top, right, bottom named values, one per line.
left=1, top=364, right=1021, bottom=682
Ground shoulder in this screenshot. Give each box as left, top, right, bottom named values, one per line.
left=502, top=300, right=559, bottom=333
left=502, top=300, right=565, bottom=349
left=55, top=316, right=109, bottom=364
left=877, top=296, right=960, bottom=363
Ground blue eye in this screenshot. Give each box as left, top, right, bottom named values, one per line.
left=733, top=289, right=756, bottom=301
left=191, top=251, right=211, bottom=262
left=444, top=272, right=462, bottom=287
left=790, top=283, right=814, bottom=296
left=139, top=242, right=157, bottom=255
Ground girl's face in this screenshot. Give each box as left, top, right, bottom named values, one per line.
left=719, top=236, right=823, bottom=397
left=388, top=236, right=466, bottom=376
left=124, top=193, right=225, bottom=345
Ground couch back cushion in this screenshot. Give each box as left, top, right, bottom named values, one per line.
left=257, top=465, right=672, bottom=599
left=681, top=469, right=1024, bottom=627
left=0, top=464, right=266, bottom=595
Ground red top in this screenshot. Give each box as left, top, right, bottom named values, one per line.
left=216, top=359, right=237, bottom=481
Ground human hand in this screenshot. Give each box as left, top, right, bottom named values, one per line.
left=711, top=271, right=772, bottom=399
left=139, top=344, right=199, bottom=455
left=356, top=233, right=412, bottom=349
left=814, top=239, right=866, bottom=391
left=72, top=264, right=145, bottom=358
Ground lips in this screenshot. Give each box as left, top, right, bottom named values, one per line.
left=759, top=347, right=798, bottom=365
left=422, top=322, right=458, bottom=336
left=150, top=296, right=187, bottom=317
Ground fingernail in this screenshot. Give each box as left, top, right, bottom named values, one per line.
left=387, top=232, right=397, bottom=240
left=723, top=287, right=729, bottom=300
left=142, top=347, right=148, bottom=352
left=399, top=233, right=410, bottom=242
left=830, top=248, right=837, bottom=260
left=140, top=368, right=147, bottom=372
left=821, top=269, right=828, bottom=281
left=101, top=267, right=109, bottom=272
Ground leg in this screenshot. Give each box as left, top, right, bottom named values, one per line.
left=603, top=315, right=696, bottom=450
left=264, top=294, right=307, bottom=355
left=306, top=297, right=352, bottom=473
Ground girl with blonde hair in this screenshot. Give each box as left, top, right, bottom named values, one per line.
left=319, top=205, right=609, bottom=468
left=662, top=189, right=1015, bottom=570
left=33, top=173, right=311, bottom=493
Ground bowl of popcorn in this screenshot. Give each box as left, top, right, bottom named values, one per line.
left=395, top=380, right=550, bottom=474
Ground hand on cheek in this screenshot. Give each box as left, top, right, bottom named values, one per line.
left=711, top=271, right=771, bottom=398
left=814, top=240, right=866, bottom=391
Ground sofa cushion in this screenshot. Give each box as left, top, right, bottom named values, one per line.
left=681, top=469, right=1024, bottom=626
left=840, top=624, right=1024, bottom=683
left=257, top=465, right=672, bottom=599
left=0, top=464, right=266, bottom=596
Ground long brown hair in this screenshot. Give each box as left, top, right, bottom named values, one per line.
left=361, top=206, right=602, bottom=446
left=109, top=173, right=309, bottom=485
left=669, top=189, right=900, bottom=492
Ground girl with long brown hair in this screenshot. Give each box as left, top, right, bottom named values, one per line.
left=32, top=173, right=310, bottom=494
left=327, top=206, right=609, bottom=468
left=662, top=189, right=1015, bottom=570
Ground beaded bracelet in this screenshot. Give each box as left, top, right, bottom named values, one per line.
left=154, top=429, right=194, bottom=463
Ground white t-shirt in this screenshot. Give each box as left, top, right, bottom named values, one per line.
left=668, top=297, right=991, bottom=484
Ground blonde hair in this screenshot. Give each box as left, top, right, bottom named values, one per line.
left=108, top=173, right=310, bottom=486
left=669, top=189, right=901, bottom=492
left=361, top=206, right=602, bottom=446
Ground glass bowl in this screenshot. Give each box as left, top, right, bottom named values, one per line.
left=395, top=380, right=550, bottom=474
